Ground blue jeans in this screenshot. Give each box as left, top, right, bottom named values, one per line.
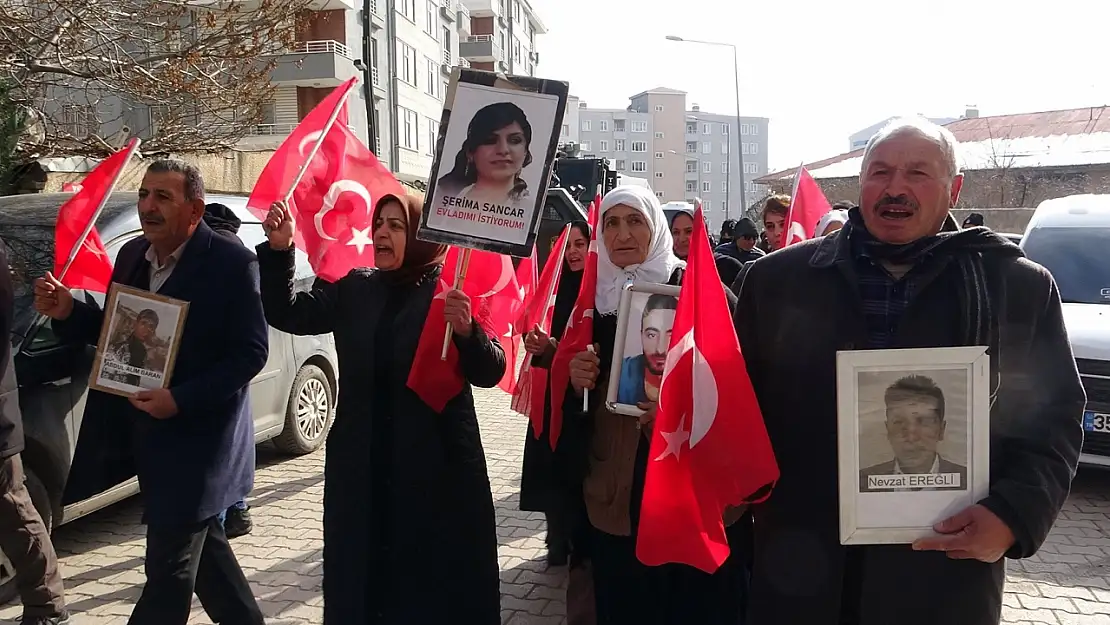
left=217, top=500, right=248, bottom=527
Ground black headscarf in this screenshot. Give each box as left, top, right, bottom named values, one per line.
left=550, top=220, right=588, bottom=339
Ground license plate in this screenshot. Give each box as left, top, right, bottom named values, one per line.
left=1084, top=410, right=1110, bottom=433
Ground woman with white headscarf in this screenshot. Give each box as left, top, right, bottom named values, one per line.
left=814, top=208, right=849, bottom=238
left=557, top=186, right=749, bottom=625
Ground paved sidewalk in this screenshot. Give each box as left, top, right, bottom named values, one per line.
left=0, top=386, right=1107, bottom=624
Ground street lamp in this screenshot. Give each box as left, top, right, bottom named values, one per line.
left=665, top=34, right=747, bottom=218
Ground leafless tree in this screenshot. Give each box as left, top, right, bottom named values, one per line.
left=0, top=0, right=313, bottom=158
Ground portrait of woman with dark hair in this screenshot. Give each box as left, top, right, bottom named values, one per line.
left=437, top=101, right=533, bottom=206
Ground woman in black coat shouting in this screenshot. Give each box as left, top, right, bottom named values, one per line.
left=257, top=193, right=504, bottom=625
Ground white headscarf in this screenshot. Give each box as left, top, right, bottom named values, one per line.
left=594, top=185, right=685, bottom=315
left=815, top=209, right=849, bottom=238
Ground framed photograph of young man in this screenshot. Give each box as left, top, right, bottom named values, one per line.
left=89, top=283, right=189, bottom=397
left=837, top=346, right=990, bottom=545
left=605, top=281, right=681, bottom=417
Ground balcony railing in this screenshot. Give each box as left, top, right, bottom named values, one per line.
left=442, top=48, right=451, bottom=65
left=287, top=40, right=351, bottom=58
left=369, top=0, right=378, bottom=15
left=249, top=123, right=298, bottom=136
left=372, top=66, right=380, bottom=86
left=459, top=57, right=470, bottom=68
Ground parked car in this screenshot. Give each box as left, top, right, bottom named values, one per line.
left=1020, top=194, right=1110, bottom=468
left=0, top=192, right=338, bottom=601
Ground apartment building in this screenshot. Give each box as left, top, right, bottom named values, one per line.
left=573, top=87, right=769, bottom=230
left=458, top=0, right=544, bottom=77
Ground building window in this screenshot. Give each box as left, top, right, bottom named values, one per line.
left=615, top=159, right=626, bottom=171
left=400, top=107, right=417, bottom=149
left=723, top=123, right=730, bottom=135
left=656, top=191, right=665, bottom=199
left=744, top=162, right=758, bottom=174
left=686, top=122, right=697, bottom=134
left=654, top=131, right=664, bottom=139
left=426, top=57, right=438, bottom=97
left=615, top=139, right=625, bottom=151
left=399, top=42, right=417, bottom=85
left=749, top=125, right=759, bottom=136
left=702, top=123, right=711, bottom=134
left=686, top=161, right=697, bottom=173
left=514, top=41, right=521, bottom=63
left=704, top=200, right=711, bottom=211
left=62, top=104, right=97, bottom=137
left=614, top=119, right=626, bottom=132
left=582, top=120, right=591, bottom=131
left=599, top=120, right=609, bottom=131
left=442, top=26, right=451, bottom=51
left=654, top=151, right=664, bottom=159
left=722, top=162, right=730, bottom=173
left=654, top=172, right=664, bottom=179
left=702, top=181, right=711, bottom=192
left=631, top=121, right=647, bottom=132
left=702, top=161, right=712, bottom=174
left=561, top=124, right=568, bottom=136
left=655, top=105, right=664, bottom=112
left=722, top=143, right=729, bottom=155
left=599, top=140, right=609, bottom=152
left=686, top=141, right=697, bottom=154
left=631, top=161, right=646, bottom=172
left=631, top=141, right=647, bottom=152
left=443, top=80, right=450, bottom=97
left=425, top=1, right=436, bottom=35
left=742, top=142, right=758, bottom=155
left=514, top=0, right=521, bottom=21
left=702, top=142, right=711, bottom=154
left=399, top=0, right=416, bottom=22
left=750, top=143, right=759, bottom=154
left=581, top=141, right=591, bottom=151
left=721, top=181, right=729, bottom=192
left=425, top=117, right=438, bottom=155
left=685, top=181, right=696, bottom=193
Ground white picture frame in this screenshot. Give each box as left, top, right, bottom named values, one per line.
left=605, top=281, right=681, bottom=417
left=837, top=346, right=990, bottom=545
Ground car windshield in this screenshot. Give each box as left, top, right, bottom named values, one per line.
left=1022, top=226, right=1110, bottom=305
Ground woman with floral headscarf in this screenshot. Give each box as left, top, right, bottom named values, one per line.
left=256, top=194, right=504, bottom=625
left=557, top=186, right=750, bottom=625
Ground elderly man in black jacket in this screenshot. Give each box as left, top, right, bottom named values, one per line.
left=733, top=117, right=1085, bottom=625
left=0, top=244, right=69, bottom=625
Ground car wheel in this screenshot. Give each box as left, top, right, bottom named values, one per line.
left=273, top=364, right=333, bottom=455
left=0, top=467, right=53, bottom=604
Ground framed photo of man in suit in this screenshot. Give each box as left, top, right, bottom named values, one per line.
left=837, top=346, right=990, bottom=545
left=90, top=283, right=189, bottom=397
left=605, top=281, right=681, bottom=417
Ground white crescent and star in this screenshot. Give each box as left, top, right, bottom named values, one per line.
left=314, top=179, right=373, bottom=242
left=656, top=415, right=690, bottom=461
left=345, top=226, right=373, bottom=255
left=655, top=327, right=719, bottom=460
left=472, top=254, right=516, bottom=299
left=82, top=239, right=105, bottom=258
left=786, top=221, right=807, bottom=246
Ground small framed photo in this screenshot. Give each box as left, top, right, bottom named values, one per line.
left=605, top=281, right=681, bottom=417
left=90, top=283, right=190, bottom=397
left=837, top=346, right=990, bottom=545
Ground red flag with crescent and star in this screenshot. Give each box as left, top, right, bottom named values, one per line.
left=407, top=247, right=526, bottom=412
left=511, top=225, right=570, bottom=435
left=781, top=165, right=832, bottom=248
left=491, top=251, right=537, bottom=395
left=246, top=77, right=404, bottom=282
left=548, top=192, right=600, bottom=448
left=635, top=202, right=779, bottom=574
left=53, top=138, right=140, bottom=292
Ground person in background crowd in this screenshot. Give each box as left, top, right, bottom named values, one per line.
left=520, top=219, right=590, bottom=568
left=714, top=254, right=744, bottom=289
left=0, top=241, right=69, bottom=625
left=733, top=117, right=1085, bottom=624
left=669, top=209, right=696, bottom=260
left=760, top=194, right=791, bottom=252
left=203, top=202, right=253, bottom=540
left=814, top=208, right=849, bottom=237
left=35, top=160, right=267, bottom=625
left=719, top=219, right=737, bottom=245
left=715, top=217, right=766, bottom=265
left=259, top=194, right=503, bottom=625
left=561, top=185, right=748, bottom=625
left=757, top=231, right=770, bottom=253
left=963, top=212, right=985, bottom=228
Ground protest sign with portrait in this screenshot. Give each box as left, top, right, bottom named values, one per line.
left=90, top=283, right=189, bottom=397
left=836, top=346, right=990, bottom=545
left=418, top=68, right=569, bottom=258
left=605, top=281, right=681, bottom=417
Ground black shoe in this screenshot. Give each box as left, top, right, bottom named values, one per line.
left=22, top=612, right=71, bottom=625
left=224, top=506, right=253, bottom=539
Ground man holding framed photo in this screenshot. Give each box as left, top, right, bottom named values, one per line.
left=733, top=117, right=1086, bottom=625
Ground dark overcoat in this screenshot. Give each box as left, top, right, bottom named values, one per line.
left=733, top=227, right=1086, bottom=625
left=57, top=221, right=267, bottom=525
left=256, top=245, right=503, bottom=625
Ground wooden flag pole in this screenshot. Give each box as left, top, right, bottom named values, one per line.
left=58, top=137, right=142, bottom=283
left=441, top=247, right=473, bottom=360
left=281, top=80, right=357, bottom=204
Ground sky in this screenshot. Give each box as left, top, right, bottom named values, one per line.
left=527, top=0, right=1110, bottom=174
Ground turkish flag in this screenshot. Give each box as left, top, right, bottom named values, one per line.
left=635, top=201, right=779, bottom=574
left=407, top=247, right=526, bottom=412
left=511, top=225, right=571, bottom=435
left=491, top=251, right=537, bottom=394
left=246, top=77, right=404, bottom=282
left=548, top=193, right=600, bottom=448
left=53, top=138, right=139, bottom=292
left=781, top=165, right=832, bottom=248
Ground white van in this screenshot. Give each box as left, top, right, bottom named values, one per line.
left=1020, top=194, right=1110, bottom=467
